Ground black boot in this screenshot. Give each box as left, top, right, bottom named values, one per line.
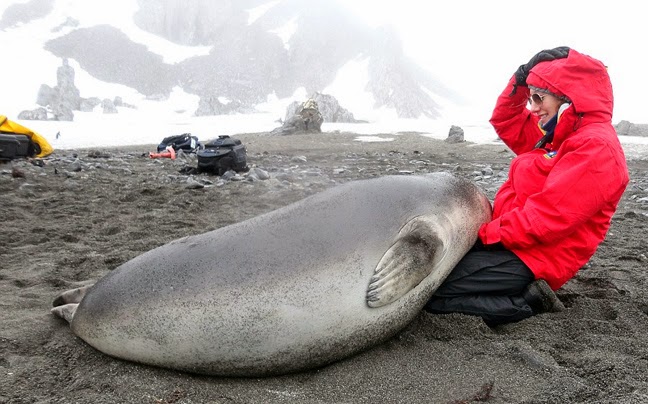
left=522, top=279, right=565, bottom=314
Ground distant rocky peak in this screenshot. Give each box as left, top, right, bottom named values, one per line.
left=134, top=0, right=248, bottom=46
left=15, top=0, right=455, bottom=120
left=0, top=0, right=54, bottom=30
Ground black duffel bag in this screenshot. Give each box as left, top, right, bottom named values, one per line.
left=157, top=133, right=201, bottom=153
left=0, top=133, right=34, bottom=161
left=197, top=135, right=248, bottom=176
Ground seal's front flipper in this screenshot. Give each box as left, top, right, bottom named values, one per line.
left=366, top=217, right=446, bottom=308
left=51, top=303, right=78, bottom=323
left=52, top=285, right=92, bottom=307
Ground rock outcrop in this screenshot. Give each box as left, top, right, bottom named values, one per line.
left=20, top=59, right=134, bottom=121
left=30, top=59, right=81, bottom=121
left=616, top=120, right=648, bottom=137
left=17, top=107, right=48, bottom=121
left=271, top=98, right=324, bottom=136
left=445, top=125, right=465, bottom=144
left=284, top=93, right=360, bottom=124
left=195, top=97, right=254, bottom=116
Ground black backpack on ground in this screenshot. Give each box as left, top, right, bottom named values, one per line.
left=0, top=133, right=35, bottom=161
left=157, top=133, right=201, bottom=153
left=197, top=135, right=248, bottom=176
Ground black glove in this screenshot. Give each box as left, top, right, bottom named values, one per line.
left=511, top=46, right=570, bottom=93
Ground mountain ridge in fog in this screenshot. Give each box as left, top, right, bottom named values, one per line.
left=2, top=0, right=459, bottom=120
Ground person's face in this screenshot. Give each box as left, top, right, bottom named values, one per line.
left=528, top=91, right=564, bottom=126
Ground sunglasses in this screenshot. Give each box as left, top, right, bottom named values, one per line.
left=528, top=93, right=546, bottom=106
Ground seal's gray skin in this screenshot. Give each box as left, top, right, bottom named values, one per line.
left=52, top=173, right=491, bottom=377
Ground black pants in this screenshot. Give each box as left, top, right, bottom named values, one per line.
left=424, top=244, right=535, bottom=326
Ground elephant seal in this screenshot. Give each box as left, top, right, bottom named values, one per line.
left=52, top=172, right=491, bottom=377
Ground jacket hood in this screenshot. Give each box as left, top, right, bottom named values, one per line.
left=527, top=49, right=613, bottom=120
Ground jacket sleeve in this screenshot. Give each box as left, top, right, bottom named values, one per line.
left=489, top=76, right=544, bottom=154
left=479, top=136, right=627, bottom=248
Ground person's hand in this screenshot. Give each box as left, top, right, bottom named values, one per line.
left=514, top=46, right=570, bottom=87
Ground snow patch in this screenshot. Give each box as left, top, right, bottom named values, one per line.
left=354, top=136, right=394, bottom=142
left=269, top=17, right=298, bottom=50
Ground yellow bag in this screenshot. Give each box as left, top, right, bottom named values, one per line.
left=0, top=115, right=53, bottom=158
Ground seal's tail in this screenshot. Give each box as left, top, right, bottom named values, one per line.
left=51, top=285, right=93, bottom=323
left=51, top=303, right=78, bottom=323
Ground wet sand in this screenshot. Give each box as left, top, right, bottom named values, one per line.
left=2, top=132, right=648, bottom=403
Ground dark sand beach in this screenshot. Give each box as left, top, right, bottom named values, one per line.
left=2, top=132, right=648, bottom=403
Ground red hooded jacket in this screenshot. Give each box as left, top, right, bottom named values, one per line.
left=480, top=49, right=629, bottom=290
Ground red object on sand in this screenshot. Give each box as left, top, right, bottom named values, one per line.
left=149, top=146, right=176, bottom=160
